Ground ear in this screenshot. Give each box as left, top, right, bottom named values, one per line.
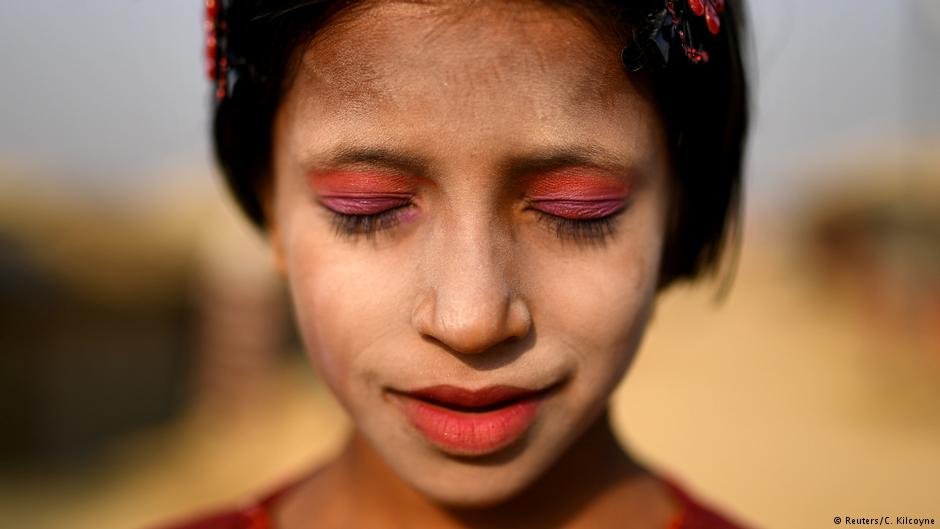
left=259, top=179, right=288, bottom=278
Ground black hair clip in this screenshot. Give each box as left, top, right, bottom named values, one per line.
left=621, top=0, right=725, bottom=72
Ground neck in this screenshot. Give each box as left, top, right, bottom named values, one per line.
left=284, top=409, right=665, bottom=529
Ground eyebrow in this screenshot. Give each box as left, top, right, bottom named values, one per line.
left=313, top=145, right=433, bottom=177
left=306, top=143, right=633, bottom=181
left=499, top=146, right=633, bottom=181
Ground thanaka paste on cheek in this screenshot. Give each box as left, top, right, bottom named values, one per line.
left=525, top=169, right=631, bottom=219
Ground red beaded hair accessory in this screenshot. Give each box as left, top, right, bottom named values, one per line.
left=205, top=0, right=231, bottom=101
left=622, top=0, right=726, bottom=71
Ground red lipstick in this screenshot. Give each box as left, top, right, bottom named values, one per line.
left=390, top=385, right=550, bottom=456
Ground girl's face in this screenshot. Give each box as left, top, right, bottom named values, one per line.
left=269, top=1, right=671, bottom=506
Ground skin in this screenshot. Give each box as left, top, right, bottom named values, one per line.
left=265, top=1, right=678, bottom=527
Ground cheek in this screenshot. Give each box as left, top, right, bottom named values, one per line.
left=522, top=210, right=664, bottom=395
left=279, top=208, right=407, bottom=404
left=531, top=247, right=656, bottom=352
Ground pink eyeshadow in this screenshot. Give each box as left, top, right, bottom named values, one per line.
left=525, top=169, right=630, bottom=218
left=308, top=169, right=420, bottom=215
left=319, top=193, right=411, bottom=215
left=308, top=169, right=418, bottom=195
left=533, top=198, right=624, bottom=219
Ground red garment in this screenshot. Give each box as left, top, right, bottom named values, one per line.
left=154, top=474, right=752, bottom=529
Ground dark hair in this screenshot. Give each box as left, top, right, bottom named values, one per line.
left=211, top=0, right=749, bottom=287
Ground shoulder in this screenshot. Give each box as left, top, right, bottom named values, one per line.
left=148, top=506, right=269, bottom=529
left=146, top=480, right=293, bottom=529
left=662, top=476, right=756, bottom=529
left=151, top=471, right=754, bottom=529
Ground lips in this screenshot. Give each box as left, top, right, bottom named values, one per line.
left=389, top=384, right=552, bottom=456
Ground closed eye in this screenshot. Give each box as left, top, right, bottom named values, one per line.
left=318, top=193, right=414, bottom=239
left=528, top=200, right=628, bottom=243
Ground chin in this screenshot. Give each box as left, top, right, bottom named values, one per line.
left=402, top=461, right=543, bottom=508
left=382, top=434, right=564, bottom=508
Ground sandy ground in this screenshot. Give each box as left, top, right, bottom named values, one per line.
left=2, top=229, right=938, bottom=529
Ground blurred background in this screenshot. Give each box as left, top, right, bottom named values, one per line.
left=1, top=1, right=938, bottom=528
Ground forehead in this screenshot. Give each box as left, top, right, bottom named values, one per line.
left=299, top=2, right=619, bottom=98
left=278, top=0, right=661, bottom=162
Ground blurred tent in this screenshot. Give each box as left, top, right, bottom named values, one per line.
left=800, top=141, right=940, bottom=363
left=0, top=167, right=291, bottom=470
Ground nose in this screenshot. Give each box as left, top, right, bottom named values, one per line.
left=411, top=222, right=532, bottom=355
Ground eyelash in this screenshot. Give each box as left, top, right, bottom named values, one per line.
left=328, top=206, right=409, bottom=239
left=532, top=209, right=622, bottom=242
left=326, top=204, right=625, bottom=242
